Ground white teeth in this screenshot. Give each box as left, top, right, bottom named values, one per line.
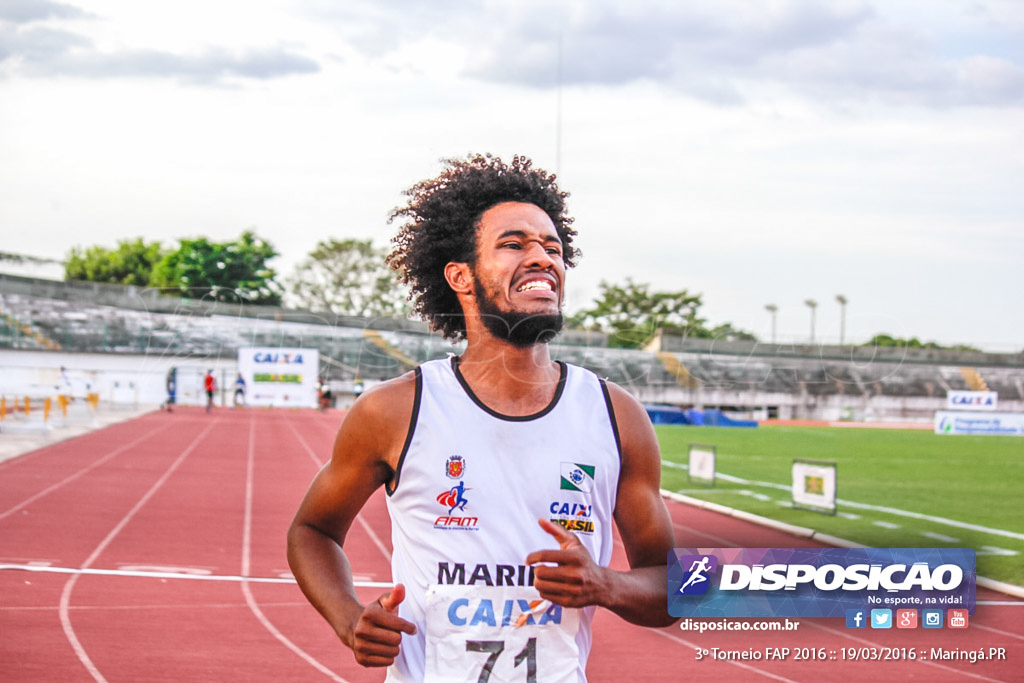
left=517, top=280, right=553, bottom=292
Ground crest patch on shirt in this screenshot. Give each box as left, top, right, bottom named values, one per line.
left=445, top=454, right=466, bottom=479
left=560, top=463, right=595, bottom=492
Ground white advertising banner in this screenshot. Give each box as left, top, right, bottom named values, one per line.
left=237, top=347, right=319, bottom=408
left=935, top=411, right=1024, bottom=436
left=946, top=390, right=998, bottom=411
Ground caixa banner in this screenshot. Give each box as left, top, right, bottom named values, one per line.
left=668, top=548, right=975, bottom=618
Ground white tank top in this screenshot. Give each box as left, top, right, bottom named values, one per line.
left=384, top=357, right=621, bottom=683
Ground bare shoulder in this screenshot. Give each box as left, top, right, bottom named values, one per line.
left=333, top=370, right=419, bottom=472
left=603, top=380, right=675, bottom=573
left=350, top=370, right=418, bottom=420
left=602, top=380, right=658, bottom=455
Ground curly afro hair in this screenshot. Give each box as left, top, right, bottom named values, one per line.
left=387, top=153, right=579, bottom=342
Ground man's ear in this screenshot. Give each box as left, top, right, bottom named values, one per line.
left=444, top=262, right=474, bottom=296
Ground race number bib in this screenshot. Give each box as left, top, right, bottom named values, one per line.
left=424, top=584, right=581, bottom=683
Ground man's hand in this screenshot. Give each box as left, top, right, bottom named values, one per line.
left=525, top=518, right=609, bottom=609
left=349, top=583, right=417, bottom=667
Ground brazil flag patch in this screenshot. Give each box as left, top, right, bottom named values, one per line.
left=560, top=463, right=595, bottom=492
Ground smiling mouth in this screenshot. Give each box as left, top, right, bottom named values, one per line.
left=516, top=280, right=554, bottom=293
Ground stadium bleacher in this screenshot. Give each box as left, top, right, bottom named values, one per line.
left=2, top=274, right=1022, bottom=420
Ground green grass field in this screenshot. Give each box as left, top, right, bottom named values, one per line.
left=656, top=424, right=1024, bottom=587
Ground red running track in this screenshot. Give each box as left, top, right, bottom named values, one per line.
left=1, top=407, right=1020, bottom=682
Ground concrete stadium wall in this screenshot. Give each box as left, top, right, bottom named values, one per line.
left=0, top=349, right=237, bottom=408
left=0, top=273, right=428, bottom=332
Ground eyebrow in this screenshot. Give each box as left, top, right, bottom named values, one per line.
left=496, top=229, right=563, bottom=245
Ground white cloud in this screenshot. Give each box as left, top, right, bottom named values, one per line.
left=1, top=0, right=1022, bottom=350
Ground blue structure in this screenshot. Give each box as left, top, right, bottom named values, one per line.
left=644, top=405, right=758, bottom=428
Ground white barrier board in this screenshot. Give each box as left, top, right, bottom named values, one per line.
left=792, top=459, right=836, bottom=514
left=687, top=443, right=716, bottom=486
left=935, top=410, right=1024, bottom=436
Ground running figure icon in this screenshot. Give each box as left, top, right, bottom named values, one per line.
left=437, top=481, right=470, bottom=515
left=679, top=556, right=712, bottom=593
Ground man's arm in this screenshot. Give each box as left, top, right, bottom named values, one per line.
left=286, top=374, right=418, bottom=666
left=527, top=381, right=677, bottom=627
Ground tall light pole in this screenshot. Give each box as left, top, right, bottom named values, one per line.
left=765, top=304, right=778, bottom=344
left=805, top=299, right=818, bottom=344
left=836, top=294, right=848, bottom=346
left=555, top=33, right=563, bottom=177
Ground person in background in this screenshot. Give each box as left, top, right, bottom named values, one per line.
left=318, top=377, right=333, bottom=412
left=163, top=367, right=177, bottom=412
left=204, top=370, right=216, bottom=413
left=233, top=373, right=246, bottom=408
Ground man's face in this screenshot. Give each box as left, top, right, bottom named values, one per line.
left=470, top=202, right=566, bottom=347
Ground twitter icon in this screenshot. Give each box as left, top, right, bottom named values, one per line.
left=870, top=609, right=892, bottom=629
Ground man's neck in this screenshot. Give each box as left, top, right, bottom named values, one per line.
left=455, top=337, right=560, bottom=416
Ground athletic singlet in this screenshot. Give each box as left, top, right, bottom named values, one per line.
left=384, top=357, right=621, bottom=683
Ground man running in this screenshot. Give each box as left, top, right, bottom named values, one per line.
left=288, top=154, right=676, bottom=682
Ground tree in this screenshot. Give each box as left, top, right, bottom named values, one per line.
left=569, top=278, right=759, bottom=348
left=706, top=323, right=759, bottom=342
left=150, top=230, right=283, bottom=305
left=864, top=334, right=979, bottom=352
left=64, top=238, right=167, bottom=286
left=569, top=278, right=708, bottom=348
left=287, top=238, right=410, bottom=318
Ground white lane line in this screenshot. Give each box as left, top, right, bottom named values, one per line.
left=0, top=563, right=391, bottom=587
left=357, top=514, right=393, bottom=563
left=671, top=521, right=737, bottom=547
left=973, top=622, right=1024, bottom=640
left=0, top=421, right=174, bottom=521
left=285, top=418, right=393, bottom=562
left=242, top=414, right=351, bottom=683
left=58, top=419, right=217, bottom=683
left=666, top=465, right=1024, bottom=542
left=286, top=416, right=327, bottom=469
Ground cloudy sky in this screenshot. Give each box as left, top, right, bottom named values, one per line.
left=2, top=0, right=1022, bottom=350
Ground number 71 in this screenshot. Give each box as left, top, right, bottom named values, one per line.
left=466, top=638, right=537, bottom=683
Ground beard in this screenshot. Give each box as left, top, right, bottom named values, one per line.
left=474, top=278, right=563, bottom=348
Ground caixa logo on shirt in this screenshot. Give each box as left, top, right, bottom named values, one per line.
left=548, top=501, right=596, bottom=534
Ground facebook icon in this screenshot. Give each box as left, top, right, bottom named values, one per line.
left=845, top=609, right=866, bottom=629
